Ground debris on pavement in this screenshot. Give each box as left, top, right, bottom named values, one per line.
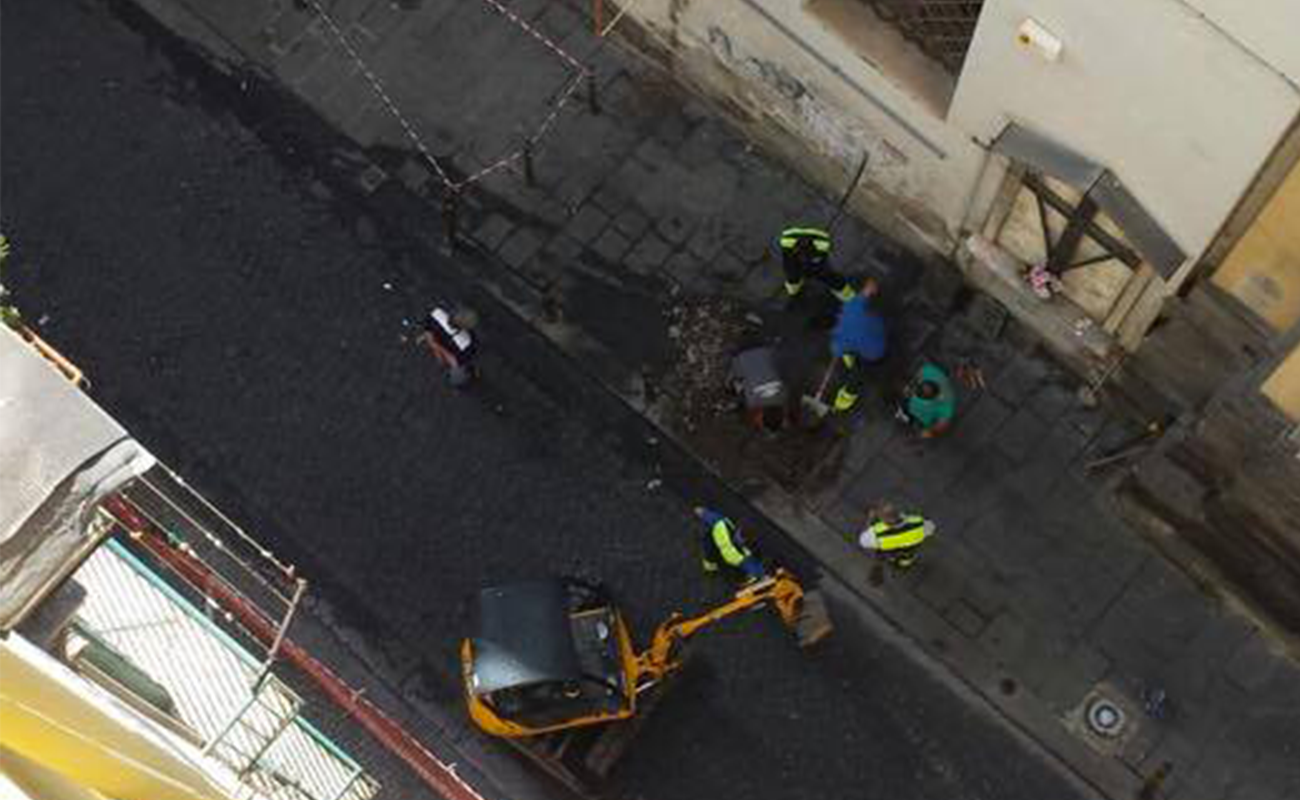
left=660, top=297, right=749, bottom=432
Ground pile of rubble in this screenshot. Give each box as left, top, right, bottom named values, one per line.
left=660, top=297, right=753, bottom=432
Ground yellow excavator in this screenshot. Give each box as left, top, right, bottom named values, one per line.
left=460, top=569, right=832, bottom=790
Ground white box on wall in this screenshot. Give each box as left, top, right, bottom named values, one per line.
left=1016, top=18, right=1063, bottom=62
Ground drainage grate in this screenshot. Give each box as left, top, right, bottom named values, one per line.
left=1067, top=684, right=1140, bottom=757
left=1085, top=697, right=1127, bottom=738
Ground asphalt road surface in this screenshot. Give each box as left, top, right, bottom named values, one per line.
left=3, top=3, right=1090, bottom=799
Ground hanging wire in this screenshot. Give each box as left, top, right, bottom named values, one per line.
left=142, top=465, right=298, bottom=580
left=126, top=474, right=295, bottom=606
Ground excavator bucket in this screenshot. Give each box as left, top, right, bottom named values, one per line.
left=793, top=590, right=833, bottom=647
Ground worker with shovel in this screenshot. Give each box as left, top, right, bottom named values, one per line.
left=828, top=277, right=887, bottom=413
left=730, top=345, right=791, bottom=433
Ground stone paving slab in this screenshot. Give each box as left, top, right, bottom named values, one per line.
left=127, top=1, right=1300, bottom=798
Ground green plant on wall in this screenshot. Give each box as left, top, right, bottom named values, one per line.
left=0, top=233, right=23, bottom=329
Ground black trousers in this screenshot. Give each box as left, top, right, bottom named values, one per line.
left=782, top=250, right=848, bottom=294
left=840, top=353, right=866, bottom=393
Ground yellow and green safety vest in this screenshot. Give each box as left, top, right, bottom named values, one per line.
left=778, top=227, right=832, bottom=255
left=711, top=519, right=752, bottom=567
left=869, top=515, right=929, bottom=552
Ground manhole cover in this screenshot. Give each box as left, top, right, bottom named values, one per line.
left=1086, top=697, right=1127, bottom=738
left=1067, top=684, right=1140, bottom=756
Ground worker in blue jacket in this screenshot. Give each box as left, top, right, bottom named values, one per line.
left=830, top=277, right=887, bottom=413
left=693, top=506, right=766, bottom=580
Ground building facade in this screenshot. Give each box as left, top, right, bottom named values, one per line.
left=0, top=326, right=381, bottom=800
left=617, top=0, right=1300, bottom=643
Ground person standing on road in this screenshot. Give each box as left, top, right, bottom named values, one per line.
left=694, top=506, right=766, bottom=580
left=420, top=305, right=478, bottom=387
left=778, top=227, right=856, bottom=303
left=858, top=503, right=935, bottom=571
left=830, top=277, right=887, bottom=413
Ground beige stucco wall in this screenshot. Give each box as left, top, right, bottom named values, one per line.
left=1211, top=158, right=1300, bottom=332
left=621, top=0, right=1300, bottom=288
left=948, top=0, right=1300, bottom=269
left=1184, top=0, right=1300, bottom=86
left=620, top=0, right=990, bottom=253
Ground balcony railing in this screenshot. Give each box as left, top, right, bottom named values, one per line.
left=69, top=524, right=379, bottom=800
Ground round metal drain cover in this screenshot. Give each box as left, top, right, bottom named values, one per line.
left=1086, top=697, right=1126, bottom=738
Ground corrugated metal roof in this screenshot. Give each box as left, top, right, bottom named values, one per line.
left=73, top=540, right=378, bottom=800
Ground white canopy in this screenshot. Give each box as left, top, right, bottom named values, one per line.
left=0, top=327, right=154, bottom=630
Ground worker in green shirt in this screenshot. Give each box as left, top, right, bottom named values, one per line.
left=899, top=362, right=956, bottom=438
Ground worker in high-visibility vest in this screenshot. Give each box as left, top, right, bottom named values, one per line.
left=857, top=503, right=935, bottom=570
left=777, top=226, right=856, bottom=303
left=693, top=506, right=765, bottom=580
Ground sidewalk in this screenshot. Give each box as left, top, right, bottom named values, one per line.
left=124, top=1, right=1300, bottom=798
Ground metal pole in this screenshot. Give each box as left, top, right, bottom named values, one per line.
left=523, top=139, right=536, bottom=187
left=586, top=71, right=601, bottom=116
left=258, top=577, right=307, bottom=687
left=203, top=691, right=261, bottom=757
left=328, top=767, right=364, bottom=800
left=442, top=188, right=459, bottom=249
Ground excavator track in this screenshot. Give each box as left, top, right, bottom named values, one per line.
left=504, top=675, right=677, bottom=797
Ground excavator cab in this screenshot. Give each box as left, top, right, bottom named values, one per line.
left=461, top=569, right=832, bottom=790
left=461, top=579, right=640, bottom=738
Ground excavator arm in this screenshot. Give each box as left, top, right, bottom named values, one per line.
left=631, top=569, right=825, bottom=687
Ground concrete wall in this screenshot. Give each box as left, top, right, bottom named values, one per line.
left=948, top=0, right=1300, bottom=269
left=621, top=0, right=1300, bottom=283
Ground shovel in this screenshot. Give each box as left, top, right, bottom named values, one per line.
left=800, top=359, right=838, bottom=419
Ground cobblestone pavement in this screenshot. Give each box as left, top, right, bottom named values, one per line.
left=7, top=0, right=1300, bottom=798
left=3, top=3, right=1095, bottom=800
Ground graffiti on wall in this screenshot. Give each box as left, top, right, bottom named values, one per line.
left=707, top=26, right=808, bottom=103
left=703, top=25, right=909, bottom=174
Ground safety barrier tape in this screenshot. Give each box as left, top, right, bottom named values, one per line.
left=301, top=0, right=453, bottom=190
left=453, top=72, right=588, bottom=187
left=302, top=0, right=591, bottom=194
left=478, top=0, right=586, bottom=73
